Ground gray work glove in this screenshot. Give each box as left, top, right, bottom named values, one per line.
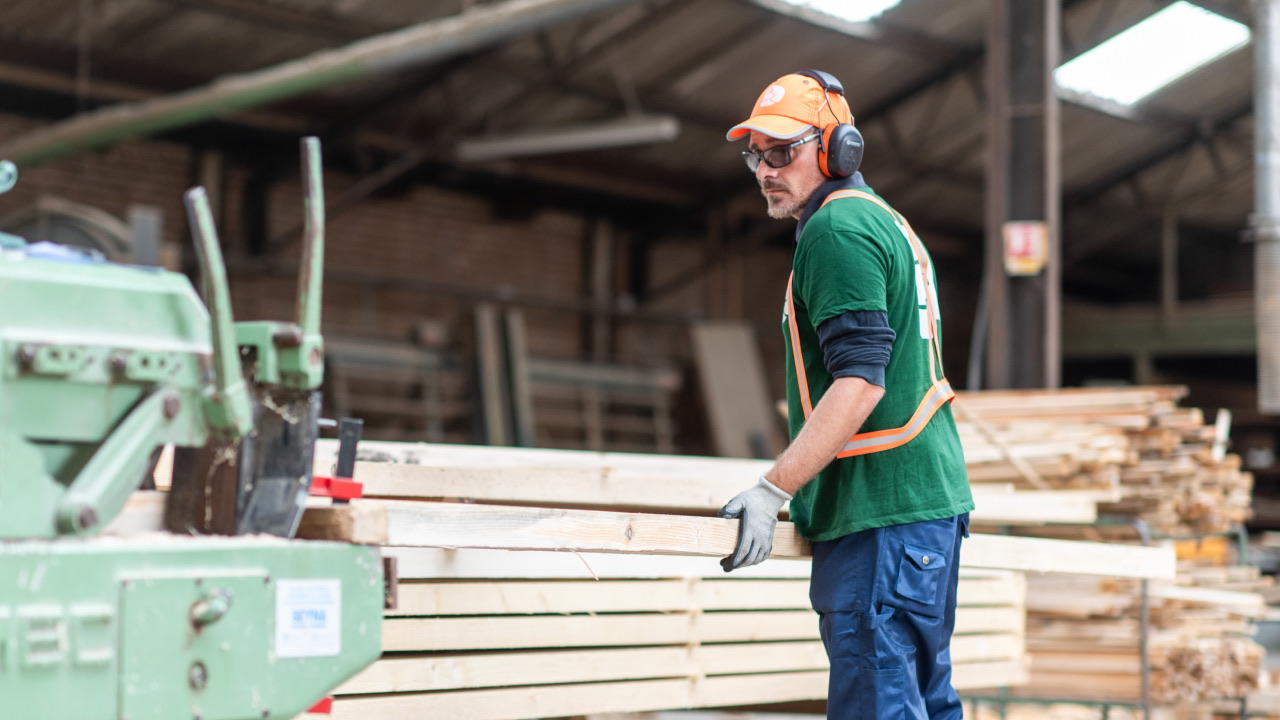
left=718, top=475, right=792, bottom=572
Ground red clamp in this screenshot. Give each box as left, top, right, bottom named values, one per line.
left=307, top=696, right=334, bottom=714
left=312, top=417, right=364, bottom=501
left=310, top=475, right=362, bottom=500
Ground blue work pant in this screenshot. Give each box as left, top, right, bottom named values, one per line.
left=810, top=513, right=969, bottom=720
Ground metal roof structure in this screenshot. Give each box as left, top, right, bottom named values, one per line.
left=0, top=0, right=1260, bottom=304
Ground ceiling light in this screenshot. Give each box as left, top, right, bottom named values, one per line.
left=455, top=115, right=681, bottom=163
left=1055, top=1, right=1250, bottom=106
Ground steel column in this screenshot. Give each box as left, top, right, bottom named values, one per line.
left=982, top=0, right=1061, bottom=389
left=1254, top=0, right=1280, bottom=414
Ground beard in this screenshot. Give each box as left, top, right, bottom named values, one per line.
left=761, top=179, right=808, bottom=219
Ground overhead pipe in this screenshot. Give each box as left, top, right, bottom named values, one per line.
left=1256, top=0, right=1280, bottom=413
left=0, top=0, right=639, bottom=167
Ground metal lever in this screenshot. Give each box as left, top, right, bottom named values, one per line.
left=0, top=161, right=16, bottom=195
left=185, top=187, right=253, bottom=440
left=270, top=137, right=327, bottom=391
left=335, top=418, right=364, bottom=481
left=297, top=137, right=324, bottom=338
left=190, top=588, right=235, bottom=629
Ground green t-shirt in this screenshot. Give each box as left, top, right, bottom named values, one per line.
left=785, top=186, right=973, bottom=542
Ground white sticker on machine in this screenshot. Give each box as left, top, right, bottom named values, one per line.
left=275, top=579, right=342, bottom=658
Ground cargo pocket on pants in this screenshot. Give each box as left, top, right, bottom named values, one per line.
left=852, top=665, right=906, bottom=720
left=892, top=543, right=947, bottom=617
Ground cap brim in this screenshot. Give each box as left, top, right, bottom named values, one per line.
left=726, top=115, right=812, bottom=141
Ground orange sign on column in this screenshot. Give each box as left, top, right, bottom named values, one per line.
left=1003, top=221, right=1049, bottom=276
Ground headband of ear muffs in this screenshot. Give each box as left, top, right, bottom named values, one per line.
left=794, top=69, right=865, bottom=179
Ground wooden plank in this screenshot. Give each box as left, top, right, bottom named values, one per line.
left=969, top=489, right=1117, bottom=524
left=1147, top=583, right=1266, bottom=615
left=338, top=642, right=831, bottom=694
left=952, top=399, right=1051, bottom=489
left=380, top=606, right=1022, bottom=652
left=297, top=500, right=809, bottom=557
left=949, top=633, right=1023, bottom=662
left=583, top=714, right=826, bottom=720
left=326, top=662, right=1028, bottom=720
left=102, top=490, right=166, bottom=535
left=1010, top=670, right=1140, bottom=701
left=954, top=573, right=1026, bottom=606
left=381, top=611, right=814, bottom=651
left=474, top=303, right=509, bottom=446
left=352, top=462, right=746, bottom=513
left=317, top=439, right=771, bottom=476
left=503, top=307, right=536, bottom=448
left=527, top=358, right=682, bottom=391
left=385, top=546, right=815, bottom=580
left=351, top=462, right=1107, bottom=524
left=299, top=502, right=1177, bottom=579
left=961, top=534, right=1174, bottom=579
left=389, top=579, right=813, bottom=616
left=390, top=576, right=1021, bottom=616
left=327, top=673, right=831, bottom=720
left=689, top=322, right=782, bottom=459
left=339, top=636, right=1022, bottom=696
left=951, top=658, right=1031, bottom=689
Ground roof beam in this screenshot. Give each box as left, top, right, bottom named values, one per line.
left=1064, top=143, right=1252, bottom=267
left=0, top=59, right=308, bottom=136
left=446, top=0, right=691, bottom=132
left=0, top=0, right=643, bottom=168
left=1065, top=101, right=1253, bottom=206
left=155, top=0, right=386, bottom=41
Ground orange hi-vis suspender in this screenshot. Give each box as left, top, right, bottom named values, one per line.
left=786, top=189, right=955, bottom=458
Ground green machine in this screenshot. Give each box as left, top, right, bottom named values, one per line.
left=0, top=139, right=383, bottom=719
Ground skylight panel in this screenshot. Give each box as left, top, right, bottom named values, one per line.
left=1055, top=1, right=1250, bottom=106
left=783, top=0, right=903, bottom=24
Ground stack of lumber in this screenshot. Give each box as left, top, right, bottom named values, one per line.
left=311, top=549, right=1027, bottom=720
left=956, top=386, right=1252, bottom=536
left=299, top=437, right=1180, bottom=720
left=1013, top=562, right=1268, bottom=705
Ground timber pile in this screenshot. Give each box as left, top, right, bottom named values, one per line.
left=296, top=443, right=1179, bottom=719
left=956, top=386, right=1252, bottom=536
left=311, top=549, right=1028, bottom=720
left=301, top=385, right=1222, bottom=718
left=294, top=503, right=1172, bottom=719
left=323, top=386, right=1247, bottom=532
left=1014, top=562, right=1268, bottom=705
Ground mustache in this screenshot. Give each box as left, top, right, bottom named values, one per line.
left=760, top=179, right=788, bottom=191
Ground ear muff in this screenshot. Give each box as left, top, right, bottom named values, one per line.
left=794, top=69, right=864, bottom=179
left=818, top=122, right=864, bottom=179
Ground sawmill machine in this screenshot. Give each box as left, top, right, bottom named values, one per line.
left=0, top=139, right=383, bottom=719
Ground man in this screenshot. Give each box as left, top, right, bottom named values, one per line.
left=717, top=70, right=974, bottom=720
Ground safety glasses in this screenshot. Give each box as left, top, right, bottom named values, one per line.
left=742, top=133, right=820, bottom=173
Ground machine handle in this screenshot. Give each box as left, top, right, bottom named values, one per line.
left=297, top=137, right=325, bottom=338
left=190, top=588, right=235, bottom=628
left=184, top=187, right=253, bottom=440
left=0, top=161, right=16, bottom=195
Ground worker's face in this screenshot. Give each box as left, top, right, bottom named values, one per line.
left=750, top=129, right=826, bottom=220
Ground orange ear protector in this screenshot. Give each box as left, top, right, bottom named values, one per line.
left=794, top=69, right=864, bottom=179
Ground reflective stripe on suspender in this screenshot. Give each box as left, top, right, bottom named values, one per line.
left=786, top=189, right=955, bottom=458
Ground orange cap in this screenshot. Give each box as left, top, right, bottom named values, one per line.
left=726, top=73, right=853, bottom=141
